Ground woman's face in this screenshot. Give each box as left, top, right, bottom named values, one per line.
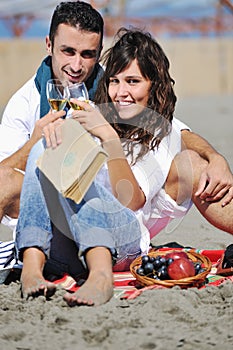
left=108, top=59, right=151, bottom=120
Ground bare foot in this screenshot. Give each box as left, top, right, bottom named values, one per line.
left=63, top=271, right=113, bottom=307
left=20, top=247, right=56, bottom=299
left=21, top=271, right=56, bottom=299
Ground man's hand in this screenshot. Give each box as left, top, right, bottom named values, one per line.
left=181, top=130, right=233, bottom=207
left=30, top=110, right=65, bottom=144
left=42, top=117, right=65, bottom=149
left=195, top=154, right=233, bottom=207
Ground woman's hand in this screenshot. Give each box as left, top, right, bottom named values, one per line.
left=71, top=100, right=118, bottom=142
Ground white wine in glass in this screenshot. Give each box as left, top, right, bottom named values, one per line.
left=46, top=79, right=69, bottom=112
left=68, top=82, right=89, bottom=110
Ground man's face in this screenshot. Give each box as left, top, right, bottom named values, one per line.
left=46, top=24, right=102, bottom=84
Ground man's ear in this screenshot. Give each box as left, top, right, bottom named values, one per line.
left=46, top=35, right=52, bottom=55
left=97, top=45, right=103, bottom=61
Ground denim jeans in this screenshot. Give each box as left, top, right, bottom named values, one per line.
left=16, top=140, right=142, bottom=277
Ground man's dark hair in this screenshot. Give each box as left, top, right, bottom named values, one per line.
left=49, top=1, right=104, bottom=47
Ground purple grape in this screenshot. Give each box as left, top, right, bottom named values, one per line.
left=143, top=262, right=154, bottom=274
left=141, top=255, right=150, bottom=266
left=136, top=267, right=145, bottom=276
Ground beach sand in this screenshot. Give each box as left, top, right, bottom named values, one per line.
left=0, top=95, right=233, bottom=349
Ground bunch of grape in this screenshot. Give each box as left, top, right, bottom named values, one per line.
left=136, top=252, right=206, bottom=280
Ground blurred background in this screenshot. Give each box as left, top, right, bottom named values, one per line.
left=0, top=0, right=232, bottom=243
left=0, top=0, right=232, bottom=108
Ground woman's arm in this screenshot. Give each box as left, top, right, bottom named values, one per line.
left=102, top=137, right=146, bottom=211
left=72, top=101, right=145, bottom=211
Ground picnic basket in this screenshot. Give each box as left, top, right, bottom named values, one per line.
left=130, top=249, right=212, bottom=288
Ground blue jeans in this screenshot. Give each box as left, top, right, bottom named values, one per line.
left=16, top=140, right=142, bottom=277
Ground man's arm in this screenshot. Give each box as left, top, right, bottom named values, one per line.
left=0, top=110, right=66, bottom=171
left=181, top=129, right=233, bottom=206
left=0, top=138, right=37, bottom=170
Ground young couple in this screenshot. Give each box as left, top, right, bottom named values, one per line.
left=1, top=2, right=232, bottom=306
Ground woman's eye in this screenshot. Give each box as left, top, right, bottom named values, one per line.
left=109, top=79, right=118, bottom=84
left=128, top=79, right=139, bottom=84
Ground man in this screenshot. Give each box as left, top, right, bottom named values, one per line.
left=0, top=1, right=104, bottom=228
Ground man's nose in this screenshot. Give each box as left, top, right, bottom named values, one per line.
left=70, top=55, right=82, bottom=72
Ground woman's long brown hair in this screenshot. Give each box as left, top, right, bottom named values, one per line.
left=95, top=27, right=177, bottom=163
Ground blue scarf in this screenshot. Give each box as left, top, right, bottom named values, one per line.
left=34, top=56, right=103, bottom=118
left=34, top=56, right=52, bottom=118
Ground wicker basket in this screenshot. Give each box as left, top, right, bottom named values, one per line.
left=130, top=250, right=212, bottom=288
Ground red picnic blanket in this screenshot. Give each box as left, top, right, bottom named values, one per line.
left=53, top=248, right=233, bottom=300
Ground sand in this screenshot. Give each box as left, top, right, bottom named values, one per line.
left=0, top=95, right=233, bottom=350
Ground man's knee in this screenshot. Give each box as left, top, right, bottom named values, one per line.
left=0, top=166, right=24, bottom=219
left=0, top=165, right=23, bottom=183
left=165, top=150, right=207, bottom=204
left=174, top=150, right=207, bottom=177
left=0, top=166, right=24, bottom=199
left=0, top=165, right=15, bottom=182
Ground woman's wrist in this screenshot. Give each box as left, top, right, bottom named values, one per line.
left=102, top=138, right=125, bottom=160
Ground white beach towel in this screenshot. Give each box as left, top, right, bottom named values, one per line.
left=0, top=240, right=17, bottom=284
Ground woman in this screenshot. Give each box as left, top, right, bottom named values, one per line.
left=74, top=27, right=192, bottom=237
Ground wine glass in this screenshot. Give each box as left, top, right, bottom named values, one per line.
left=46, top=79, right=69, bottom=112
left=67, top=82, right=89, bottom=110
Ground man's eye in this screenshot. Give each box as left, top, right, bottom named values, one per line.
left=63, top=48, right=75, bottom=55
left=81, top=51, right=97, bottom=59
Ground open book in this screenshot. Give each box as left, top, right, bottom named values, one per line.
left=37, top=118, right=108, bottom=203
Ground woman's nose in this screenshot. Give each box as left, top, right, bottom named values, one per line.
left=116, top=82, right=128, bottom=96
